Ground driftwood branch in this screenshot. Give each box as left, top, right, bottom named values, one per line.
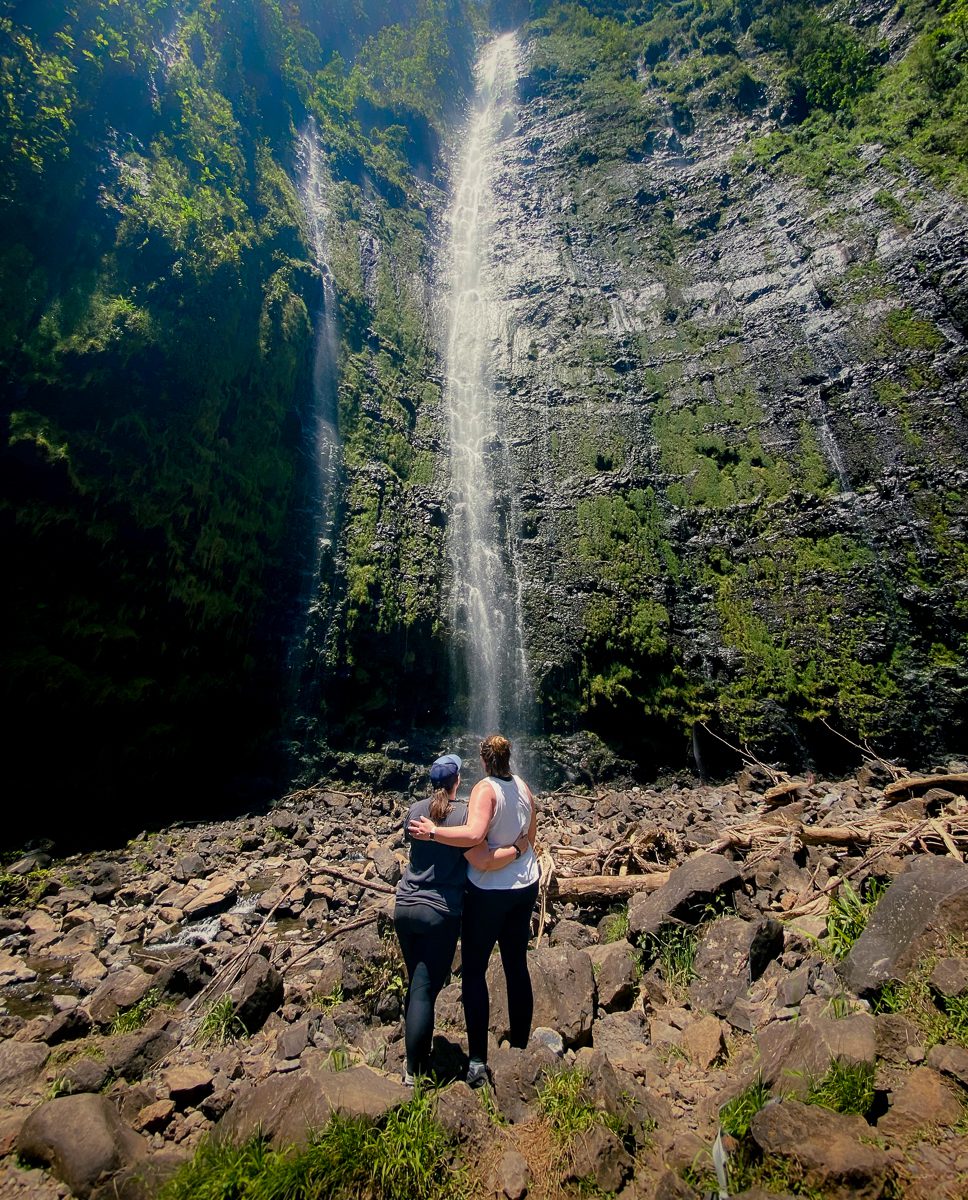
left=882, top=773, right=968, bottom=802
left=549, top=872, right=669, bottom=899
left=313, top=864, right=396, bottom=895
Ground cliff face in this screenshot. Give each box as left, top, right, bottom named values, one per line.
left=2, top=1, right=967, bottom=845
left=463, top=3, right=968, bottom=769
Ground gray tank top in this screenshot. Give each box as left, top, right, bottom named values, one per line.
left=466, top=775, right=539, bottom=891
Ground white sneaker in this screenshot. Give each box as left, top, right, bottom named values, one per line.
left=403, top=1071, right=415, bottom=1087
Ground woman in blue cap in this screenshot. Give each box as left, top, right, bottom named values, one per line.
left=394, top=752, right=526, bottom=1084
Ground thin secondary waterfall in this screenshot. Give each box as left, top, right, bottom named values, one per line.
left=292, top=121, right=342, bottom=682
left=443, top=33, right=533, bottom=739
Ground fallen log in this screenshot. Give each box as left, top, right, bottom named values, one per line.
left=763, top=780, right=808, bottom=808
left=797, top=824, right=872, bottom=847
left=549, top=872, right=669, bottom=899
left=882, top=773, right=968, bottom=802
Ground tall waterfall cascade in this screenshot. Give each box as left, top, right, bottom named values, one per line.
left=292, top=122, right=343, bottom=677
left=443, top=33, right=534, bottom=740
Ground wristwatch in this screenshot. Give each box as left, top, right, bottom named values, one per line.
left=429, top=826, right=436, bottom=840
left=513, top=841, right=522, bottom=859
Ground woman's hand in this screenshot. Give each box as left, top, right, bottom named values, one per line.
left=409, top=816, right=435, bottom=840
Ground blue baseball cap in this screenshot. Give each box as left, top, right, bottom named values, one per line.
left=430, top=754, right=462, bottom=786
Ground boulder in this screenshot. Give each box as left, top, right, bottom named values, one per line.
left=161, top=1064, right=214, bottom=1108
left=688, top=915, right=784, bottom=1018
left=840, top=856, right=968, bottom=996
left=0, top=952, right=38, bottom=985
left=434, top=1081, right=492, bottom=1149
left=756, top=1010, right=876, bottom=1096
left=928, top=956, right=968, bottom=1000
left=681, top=1013, right=725, bottom=1070
left=16, top=1093, right=146, bottom=1198
left=590, top=1010, right=653, bottom=1076
left=489, top=1043, right=559, bottom=1124
left=89, top=966, right=155, bottom=1026
left=59, top=1054, right=112, bottom=1095
left=488, top=944, right=595, bottom=1048
left=750, top=1099, right=891, bottom=1200
left=488, top=1148, right=529, bottom=1200
left=182, top=876, right=238, bottom=920
left=877, top=1066, right=963, bottom=1139
left=150, top=949, right=213, bottom=1000
left=564, top=1123, right=633, bottom=1193
left=43, top=1007, right=93, bottom=1045
left=926, top=1042, right=968, bottom=1089
left=584, top=940, right=638, bottom=1011
left=103, top=1025, right=176, bottom=1081
left=0, top=1039, right=49, bottom=1094
left=228, top=956, right=284, bottom=1035
left=628, top=854, right=742, bottom=941
left=216, top=1059, right=408, bottom=1148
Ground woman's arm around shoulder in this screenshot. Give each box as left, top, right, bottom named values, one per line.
left=408, top=779, right=495, bottom=848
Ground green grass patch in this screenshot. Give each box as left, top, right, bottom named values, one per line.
left=805, top=1058, right=876, bottom=1117
left=600, top=907, right=630, bottom=944
left=873, top=944, right=968, bottom=1048
left=641, top=924, right=699, bottom=997
left=110, top=988, right=162, bottom=1035
left=536, top=1067, right=623, bottom=1145
left=825, top=877, right=889, bottom=961
left=195, top=996, right=248, bottom=1048
left=160, top=1090, right=462, bottom=1200
left=719, top=1075, right=772, bottom=1140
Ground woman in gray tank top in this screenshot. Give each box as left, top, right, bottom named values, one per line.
left=409, top=734, right=538, bottom=1087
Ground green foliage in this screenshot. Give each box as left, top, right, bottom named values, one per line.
left=0, top=868, right=56, bottom=911
left=536, top=1066, right=623, bottom=1144
left=719, top=1076, right=772, bottom=1140
left=196, top=996, right=248, bottom=1048
left=873, top=942, right=968, bottom=1048
left=805, top=1057, right=876, bottom=1116
left=600, top=907, right=630, bottom=944
left=825, top=878, right=889, bottom=961
left=642, top=924, right=699, bottom=997
left=159, top=1090, right=462, bottom=1200
left=110, top=988, right=162, bottom=1035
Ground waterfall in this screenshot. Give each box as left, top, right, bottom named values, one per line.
left=443, top=33, right=533, bottom=740
left=291, top=121, right=342, bottom=687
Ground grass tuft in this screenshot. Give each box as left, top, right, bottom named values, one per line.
left=719, top=1075, right=772, bottom=1140
left=642, top=924, right=698, bottom=996
left=110, top=988, right=162, bottom=1035
left=159, top=1090, right=462, bottom=1200
left=536, top=1067, right=622, bottom=1145
left=195, top=995, right=248, bottom=1048
left=825, top=878, right=888, bottom=961
left=805, top=1057, right=876, bottom=1116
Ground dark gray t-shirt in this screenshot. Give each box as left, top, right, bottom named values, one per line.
left=395, top=798, right=469, bottom=917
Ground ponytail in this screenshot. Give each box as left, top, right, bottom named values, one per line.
left=429, top=787, right=453, bottom=823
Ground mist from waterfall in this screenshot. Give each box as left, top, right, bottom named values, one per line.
left=443, top=33, right=534, bottom=742
left=291, top=121, right=342, bottom=687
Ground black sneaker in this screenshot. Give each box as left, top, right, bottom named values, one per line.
left=466, top=1060, right=488, bottom=1088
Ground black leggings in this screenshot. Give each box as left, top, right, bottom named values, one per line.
left=461, top=880, right=539, bottom=1063
left=393, top=902, right=460, bottom=1075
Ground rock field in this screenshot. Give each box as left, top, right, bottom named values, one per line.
left=1, top=762, right=968, bottom=1198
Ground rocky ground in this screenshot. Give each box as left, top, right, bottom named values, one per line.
left=1, top=761, right=968, bottom=1199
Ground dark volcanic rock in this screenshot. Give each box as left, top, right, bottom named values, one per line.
left=750, top=1099, right=891, bottom=1199
left=17, top=1094, right=146, bottom=1199
left=840, top=856, right=968, bottom=995
left=628, top=854, right=743, bottom=940
left=217, top=1059, right=408, bottom=1148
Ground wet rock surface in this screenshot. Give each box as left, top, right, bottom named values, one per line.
left=0, top=767, right=966, bottom=1196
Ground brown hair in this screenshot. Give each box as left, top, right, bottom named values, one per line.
left=480, top=734, right=512, bottom=778
left=429, top=786, right=454, bottom=823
